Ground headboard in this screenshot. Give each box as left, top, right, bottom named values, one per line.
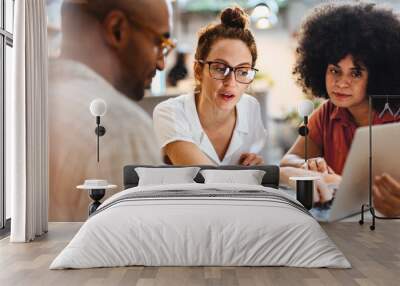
left=123, top=165, right=280, bottom=189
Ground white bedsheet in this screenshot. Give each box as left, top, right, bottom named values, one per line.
left=50, top=183, right=350, bottom=269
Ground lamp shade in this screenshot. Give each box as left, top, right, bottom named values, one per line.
left=89, top=99, right=107, bottom=117
left=298, top=99, right=314, bottom=117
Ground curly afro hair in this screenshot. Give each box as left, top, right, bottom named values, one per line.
left=293, top=2, right=400, bottom=111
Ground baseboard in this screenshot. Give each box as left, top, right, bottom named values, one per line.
left=0, top=218, right=11, bottom=239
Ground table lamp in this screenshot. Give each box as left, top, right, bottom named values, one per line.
left=290, top=99, right=316, bottom=210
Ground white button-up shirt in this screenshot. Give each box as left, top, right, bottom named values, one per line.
left=153, top=93, right=267, bottom=165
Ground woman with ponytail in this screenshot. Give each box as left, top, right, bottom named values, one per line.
left=153, top=6, right=267, bottom=166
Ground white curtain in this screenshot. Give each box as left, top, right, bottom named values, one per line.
left=8, top=0, right=49, bottom=242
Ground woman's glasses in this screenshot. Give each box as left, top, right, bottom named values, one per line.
left=197, top=60, right=258, bottom=84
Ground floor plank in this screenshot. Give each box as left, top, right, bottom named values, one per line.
left=0, top=221, right=399, bottom=286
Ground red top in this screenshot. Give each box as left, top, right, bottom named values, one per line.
left=308, top=100, right=400, bottom=175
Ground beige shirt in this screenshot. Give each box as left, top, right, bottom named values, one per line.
left=49, top=59, right=161, bottom=222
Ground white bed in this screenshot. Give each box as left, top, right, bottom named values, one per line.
left=50, top=183, right=350, bottom=269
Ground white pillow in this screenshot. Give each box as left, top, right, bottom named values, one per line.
left=135, top=167, right=200, bottom=186
left=200, top=169, right=266, bottom=185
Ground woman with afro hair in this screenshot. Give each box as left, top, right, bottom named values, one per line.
left=280, top=2, right=400, bottom=216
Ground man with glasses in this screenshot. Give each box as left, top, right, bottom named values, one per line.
left=48, top=0, right=174, bottom=221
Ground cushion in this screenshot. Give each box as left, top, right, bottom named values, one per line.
left=200, top=169, right=266, bottom=185
left=135, top=167, right=200, bottom=186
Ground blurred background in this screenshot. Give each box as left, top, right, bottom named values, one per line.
left=46, top=0, right=400, bottom=164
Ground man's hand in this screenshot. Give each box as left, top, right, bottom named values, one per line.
left=239, top=153, right=264, bottom=166
left=373, top=173, right=400, bottom=217
left=300, top=157, right=335, bottom=174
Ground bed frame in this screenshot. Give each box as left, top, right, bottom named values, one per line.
left=123, top=165, right=280, bottom=189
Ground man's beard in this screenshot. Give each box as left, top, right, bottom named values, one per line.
left=131, top=81, right=146, bottom=101
left=126, top=72, right=155, bottom=101
left=117, top=79, right=145, bottom=102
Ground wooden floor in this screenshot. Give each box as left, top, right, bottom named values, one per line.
left=0, top=220, right=399, bottom=286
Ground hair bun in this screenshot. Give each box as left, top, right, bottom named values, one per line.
left=220, top=7, right=248, bottom=29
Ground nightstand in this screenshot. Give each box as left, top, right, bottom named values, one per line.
left=77, top=180, right=117, bottom=215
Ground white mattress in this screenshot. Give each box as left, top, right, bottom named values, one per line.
left=50, top=183, right=350, bottom=269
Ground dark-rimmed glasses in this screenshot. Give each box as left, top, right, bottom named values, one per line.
left=197, top=60, right=258, bottom=84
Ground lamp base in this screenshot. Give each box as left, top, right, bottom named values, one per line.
left=296, top=180, right=314, bottom=210
left=88, top=189, right=106, bottom=215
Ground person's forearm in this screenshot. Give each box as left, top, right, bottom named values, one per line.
left=280, top=154, right=306, bottom=168
left=166, top=150, right=215, bottom=166
left=279, top=166, right=317, bottom=188
left=169, top=156, right=215, bottom=166
left=280, top=166, right=341, bottom=188
left=164, top=142, right=216, bottom=166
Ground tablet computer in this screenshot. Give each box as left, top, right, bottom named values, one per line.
left=313, top=122, right=400, bottom=222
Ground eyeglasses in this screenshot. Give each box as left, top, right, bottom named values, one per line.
left=83, top=4, right=176, bottom=57
left=127, top=17, right=176, bottom=57
left=197, top=60, right=258, bottom=84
